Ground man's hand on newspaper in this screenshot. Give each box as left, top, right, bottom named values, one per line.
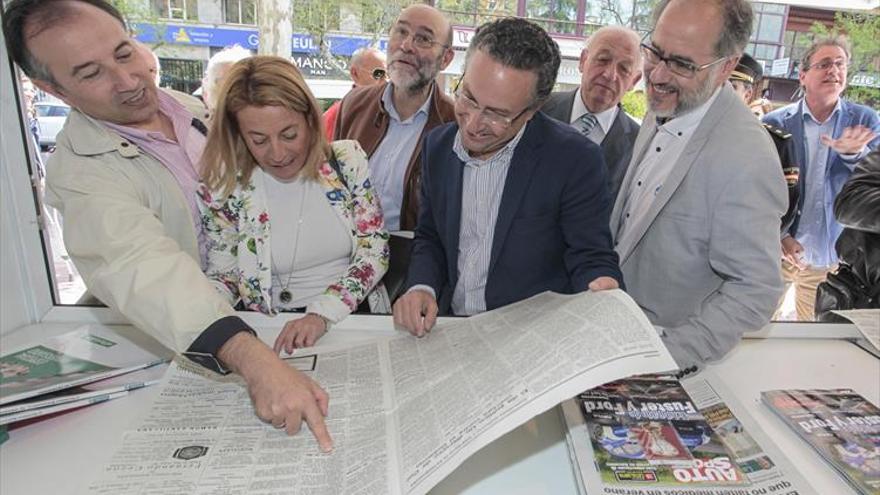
left=393, top=289, right=438, bottom=337
left=588, top=276, right=619, bottom=291
left=217, top=332, right=333, bottom=452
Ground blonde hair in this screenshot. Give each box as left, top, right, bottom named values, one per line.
left=201, top=55, right=330, bottom=198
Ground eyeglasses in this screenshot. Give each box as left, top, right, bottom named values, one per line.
left=371, top=68, right=387, bottom=80
left=640, top=41, right=727, bottom=79
left=453, top=77, right=531, bottom=130
left=389, top=26, right=449, bottom=50
left=804, top=58, right=848, bottom=72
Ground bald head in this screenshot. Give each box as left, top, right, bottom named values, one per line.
left=578, top=25, right=642, bottom=113
left=586, top=26, right=641, bottom=61
left=349, top=47, right=386, bottom=87
left=396, top=4, right=452, bottom=47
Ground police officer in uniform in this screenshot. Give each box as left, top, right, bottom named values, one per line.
left=729, top=53, right=800, bottom=232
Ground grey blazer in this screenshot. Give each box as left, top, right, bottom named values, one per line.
left=610, top=84, right=787, bottom=371
left=542, top=89, right=640, bottom=202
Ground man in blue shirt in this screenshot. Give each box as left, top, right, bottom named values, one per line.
left=764, top=36, right=879, bottom=320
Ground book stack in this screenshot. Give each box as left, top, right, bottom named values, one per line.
left=0, top=326, right=169, bottom=435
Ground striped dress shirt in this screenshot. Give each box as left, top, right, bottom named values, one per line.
left=450, top=125, right=527, bottom=315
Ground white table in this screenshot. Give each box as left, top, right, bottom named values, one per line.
left=1, top=318, right=877, bottom=495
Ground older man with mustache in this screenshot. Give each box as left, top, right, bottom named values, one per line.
left=763, top=37, right=880, bottom=321
left=611, top=0, right=788, bottom=376
left=333, top=4, right=455, bottom=231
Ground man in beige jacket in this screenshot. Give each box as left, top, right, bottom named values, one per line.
left=2, top=0, right=332, bottom=451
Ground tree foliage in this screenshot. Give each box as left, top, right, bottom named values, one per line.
left=585, top=0, right=658, bottom=33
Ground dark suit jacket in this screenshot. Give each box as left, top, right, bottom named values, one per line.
left=406, top=112, right=623, bottom=314
left=541, top=89, right=640, bottom=203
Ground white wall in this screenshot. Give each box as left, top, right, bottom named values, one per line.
left=1, top=41, right=54, bottom=335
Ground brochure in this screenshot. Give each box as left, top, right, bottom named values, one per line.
left=1, top=325, right=168, bottom=406
left=0, top=364, right=167, bottom=424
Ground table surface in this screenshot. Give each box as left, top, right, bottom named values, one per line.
left=1, top=318, right=877, bottom=495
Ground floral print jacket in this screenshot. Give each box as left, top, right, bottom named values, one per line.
left=197, top=140, right=390, bottom=322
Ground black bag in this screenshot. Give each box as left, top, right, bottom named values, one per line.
left=815, top=263, right=880, bottom=322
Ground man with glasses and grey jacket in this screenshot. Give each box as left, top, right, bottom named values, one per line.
left=611, top=0, right=787, bottom=377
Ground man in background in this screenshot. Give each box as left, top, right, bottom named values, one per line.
left=323, top=46, right=386, bottom=141
left=763, top=36, right=879, bottom=320
left=729, top=52, right=800, bottom=233
left=200, top=44, right=251, bottom=114
left=334, top=4, right=455, bottom=231
left=542, top=25, right=642, bottom=203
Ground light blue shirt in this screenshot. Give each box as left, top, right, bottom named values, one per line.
left=798, top=100, right=842, bottom=268
left=368, top=84, right=431, bottom=231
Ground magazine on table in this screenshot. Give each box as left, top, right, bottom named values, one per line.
left=0, top=364, right=167, bottom=425
left=762, top=388, right=880, bottom=495
left=1, top=325, right=169, bottom=406
left=562, top=371, right=814, bottom=495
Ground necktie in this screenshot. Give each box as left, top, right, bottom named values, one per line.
left=574, top=112, right=598, bottom=138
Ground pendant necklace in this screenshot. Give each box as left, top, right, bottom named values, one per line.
left=273, top=185, right=308, bottom=305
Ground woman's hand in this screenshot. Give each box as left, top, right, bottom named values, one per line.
left=273, top=313, right=329, bottom=354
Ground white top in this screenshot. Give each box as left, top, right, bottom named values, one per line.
left=261, top=169, right=351, bottom=311
left=615, top=87, right=722, bottom=253
left=569, top=91, right=619, bottom=144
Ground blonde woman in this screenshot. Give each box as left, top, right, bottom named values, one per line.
left=199, top=56, right=389, bottom=353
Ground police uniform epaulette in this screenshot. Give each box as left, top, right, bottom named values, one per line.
left=762, top=123, right=792, bottom=140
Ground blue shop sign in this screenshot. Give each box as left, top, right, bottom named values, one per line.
left=132, top=23, right=387, bottom=56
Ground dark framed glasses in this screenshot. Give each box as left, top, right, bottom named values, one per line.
left=640, top=34, right=728, bottom=79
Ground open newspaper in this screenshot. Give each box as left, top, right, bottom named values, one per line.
left=1, top=325, right=168, bottom=406
left=84, top=289, right=677, bottom=495
left=763, top=388, right=880, bottom=495
left=562, top=371, right=815, bottom=495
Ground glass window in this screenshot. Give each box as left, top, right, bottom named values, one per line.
left=225, top=0, right=257, bottom=25
left=151, top=0, right=198, bottom=21
left=525, top=0, right=580, bottom=35
left=436, top=0, right=515, bottom=27
left=757, top=14, right=784, bottom=43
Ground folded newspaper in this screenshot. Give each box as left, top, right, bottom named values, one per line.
left=0, top=325, right=168, bottom=407
left=562, top=372, right=815, bottom=495
left=84, top=289, right=678, bottom=495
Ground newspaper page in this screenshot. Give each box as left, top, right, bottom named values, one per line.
left=562, top=371, right=815, bottom=495
left=0, top=325, right=169, bottom=405
left=832, top=309, right=880, bottom=353
left=85, top=289, right=678, bottom=495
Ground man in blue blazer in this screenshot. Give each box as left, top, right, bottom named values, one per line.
left=763, top=36, right=879, bottom=320
left=393, top=18, right=622, bottom=335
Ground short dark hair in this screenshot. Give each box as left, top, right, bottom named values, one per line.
left=464, top=17, right=560, bottom=104
left=653, top=0, right=753, bottom=57
left=3, top=0, right=127, bottom=84
left=801, top=36, right=851, bottom=71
